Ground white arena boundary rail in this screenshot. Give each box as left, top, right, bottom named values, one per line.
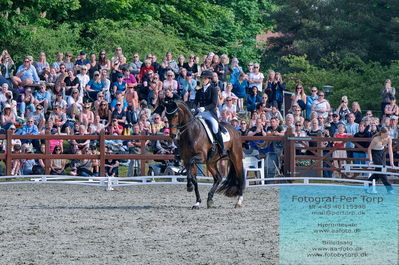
left=0, top=174, right=373, bottom=191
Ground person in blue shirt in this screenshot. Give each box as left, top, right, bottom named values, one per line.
left=12, top=57, right=40, bottom=88
left=110, top=91, right=128, bottom=111
left=245, top=86, right=262, bottom=114
left=75, top=51, right=90, bottom=74
left=85, top=71, right=105, bottom=102
left=21, top=117, right=40, bottom=150
left=111, top=73, right=127, bottom=98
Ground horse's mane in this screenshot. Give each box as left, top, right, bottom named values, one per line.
left=175, top=101, right=194, bottom=121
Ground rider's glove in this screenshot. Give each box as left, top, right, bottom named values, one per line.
left=198, top=107, right=205, bottom=112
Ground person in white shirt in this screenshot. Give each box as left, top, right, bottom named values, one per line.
left=248, top=63, right=264, bottom=92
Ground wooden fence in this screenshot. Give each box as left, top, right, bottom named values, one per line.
left=0, top=128, right=395, bottom=178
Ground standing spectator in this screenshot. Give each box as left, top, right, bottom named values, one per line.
left=264, top=70, right=276, bottom=101
left=312, top=92, right=331, bottom=119
left=215, top=54, right=231, bottom=86
left=164, top=51, right=179, bottom=74
left=230, top=71, right=247, bottom=113
left=98, top=50, right=111, bottom=72
left=274, top=72, right=285, bottom=111
left=75, top=51, right=90, bottom=73
left=384, top=96, right=398, bottom=118
left=12, top=56, right=40, bottom=87
left=353, top=122, right=372, bottom=165
left=306, top=87, right=318, bottom=119
left=183, top=55, right=198, bottom=78
left=0, top=50, right=16, bottom=86
left=51, top=52, right=64, bottom=72
left=111, top=47, right=125, bottom=65
left=88, top=53, right=100, bottom=79
left=129, top=53, right=142, bottom=76
left=248, top=63, right=264, bottom=93
left=33, top=52, right=49, bottom=76
left=63, top=52, right=75, bottom=72
left=351, top=101, right=362, bottom=123
left=387, top=115, right=398, bottom=139
left=381, top=79, right=395, bottom=115
left=332, top=124, right=349, bottom=176
left=336, top=96, right=351, bottom=122
left=291, top=84, right=307, bottom=111
left=329, top=113, right=344, bottom=137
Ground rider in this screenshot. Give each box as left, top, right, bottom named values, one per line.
left=194, top=70, right=228, bottom=157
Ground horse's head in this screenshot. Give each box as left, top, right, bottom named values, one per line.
left=165, top=101, right=180, bottom=139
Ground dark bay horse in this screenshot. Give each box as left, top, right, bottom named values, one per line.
left=165, top=101, right=245, bottom=209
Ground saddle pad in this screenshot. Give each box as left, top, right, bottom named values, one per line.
left=198, top=118, right=230, bottom=143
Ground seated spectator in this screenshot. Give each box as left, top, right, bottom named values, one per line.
left=10, top=144, right=22, bottom=175
left=1, top=104, right=17, bottom=131
left=266, top=103, right=284, bottom=123
left=51, top=52, right=64, bottom=72
left=19, top=144, right=37, bottom=175
left=85, top=71, right=105, bottom=102
left=77, top=65, right=90, bottom=97
left=89, top=115, right=105, bottom=135
left=111, top=101, right=127, bottom=126
left=384, top=96, right=398, bottom=118
left=70, top=149, right=93, bottom=177
left=105, top=149, right=119, bottom=177
left=108, top=118, right=123, bottom=135
left=48, top=128, right=64, bottom=153
left=28, top=104, right=46, bottom=131
left=163, top=70, right=178, bottom=93
left=50, top=145, right=66, bottom=175
left=97, top=100, right=112, bottom=127
left=329, top=113, right=344, bottom=137
left=231, top=117, right=240, bottom=130
left=222, top=96, right=237, bottom=118
left=248, top=118, right=267, bottom=137
left=111, top=73, right=127, bottom=98
left=67, top=88, right=83, bottom=114
left=71, top=124, right=90, bottom=153
left=245, top=86, right=262, bottom=113
left=283, top=114, right=295, bottom=131
left=12, top=56, right=40, bottom=88
left=388, top=115, right=398, bottom=139
left=293, top=122, right=308, bottom=154
left=21, top=117, right=39, bottom=147
left=155, top=128, right=177, bottom=154
left=138, top=59, right=155, bottom=83
left=34, top=82, right=51, bottom=113
left=111, top=91, right=128, bottom=111
left=20, top=87, right=36, bottom=118
left=122, top=67, right=137, bottom=89
left=49, top=105, right=69, bottom=133
left=80, top=102, right=94, bottom=128
left=64, top=69, right=80, bottom=97
left=129, top=53, right=142, bottom=76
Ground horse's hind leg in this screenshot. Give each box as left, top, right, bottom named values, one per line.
left=206, top=161, right=222, bottom=208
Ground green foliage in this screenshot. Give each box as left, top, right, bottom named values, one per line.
left=282, top=55, right=399, bottom=111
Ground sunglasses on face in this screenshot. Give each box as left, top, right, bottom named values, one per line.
left=295, top=124, right=301, bottom=127
left=312, top=90, right=317, bottom=92
left=318, top=94, right=324, bottom=97
left=100, top=53, right=105, bottom=55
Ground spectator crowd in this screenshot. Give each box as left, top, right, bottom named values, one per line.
left=0, top=48, right=395, bottom=177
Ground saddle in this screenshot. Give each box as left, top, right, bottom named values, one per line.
left=198, top=117, right=230, bottom=144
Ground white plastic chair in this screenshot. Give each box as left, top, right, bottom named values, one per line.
left=243, top=156, right=265, bottom=185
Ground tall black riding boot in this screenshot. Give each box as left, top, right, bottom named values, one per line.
left=215, top=131, right=228, bottom=157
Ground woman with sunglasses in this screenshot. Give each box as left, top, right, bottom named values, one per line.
left=50, top=145, right=66, bottom=175
left=80, top=102, right=94, bottom=128
left=306, top=87, right=318, bottom=119
left=248, top=63, right=264, bottom=93
left=88, top=53, right=100, bottom=79
left=183, top=54, right=198, bottom=77
left=97, top=100, right=112, bottom=127
left=12, top=56, right=40, bottom=88
left=98, top=50, right=111, bottom=72
left=163, top=70, right=178, bottom=93
left=311, top=92, right=331, bottom=119
left=291, top=84, right=307, bottom=111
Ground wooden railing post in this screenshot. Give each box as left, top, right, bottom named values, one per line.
left=140, top=132, right=146, bottom=176
left=44, top=133, right=50, bottom=175
left=99, top=130, right=106, bottom=177
left=283, top=127, right=295, bottom=177
left=6, top=129, right=12, bottom=176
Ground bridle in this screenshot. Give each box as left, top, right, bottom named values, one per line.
left=166, top=106, right=195, bottom=135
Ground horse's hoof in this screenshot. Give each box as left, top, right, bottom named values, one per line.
left=187, top=185, right=194, bottom=192
left=234, top=203, right=243, bottom=209
left=207, top=200, right=214, bottom=208
left=191, top=205, right=200, bottom=210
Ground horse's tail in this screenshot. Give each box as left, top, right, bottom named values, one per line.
left=217, top=160, right=245, bottom=197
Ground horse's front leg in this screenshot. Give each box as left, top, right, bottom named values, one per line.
left=188, top=156, right=201, bottom=209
